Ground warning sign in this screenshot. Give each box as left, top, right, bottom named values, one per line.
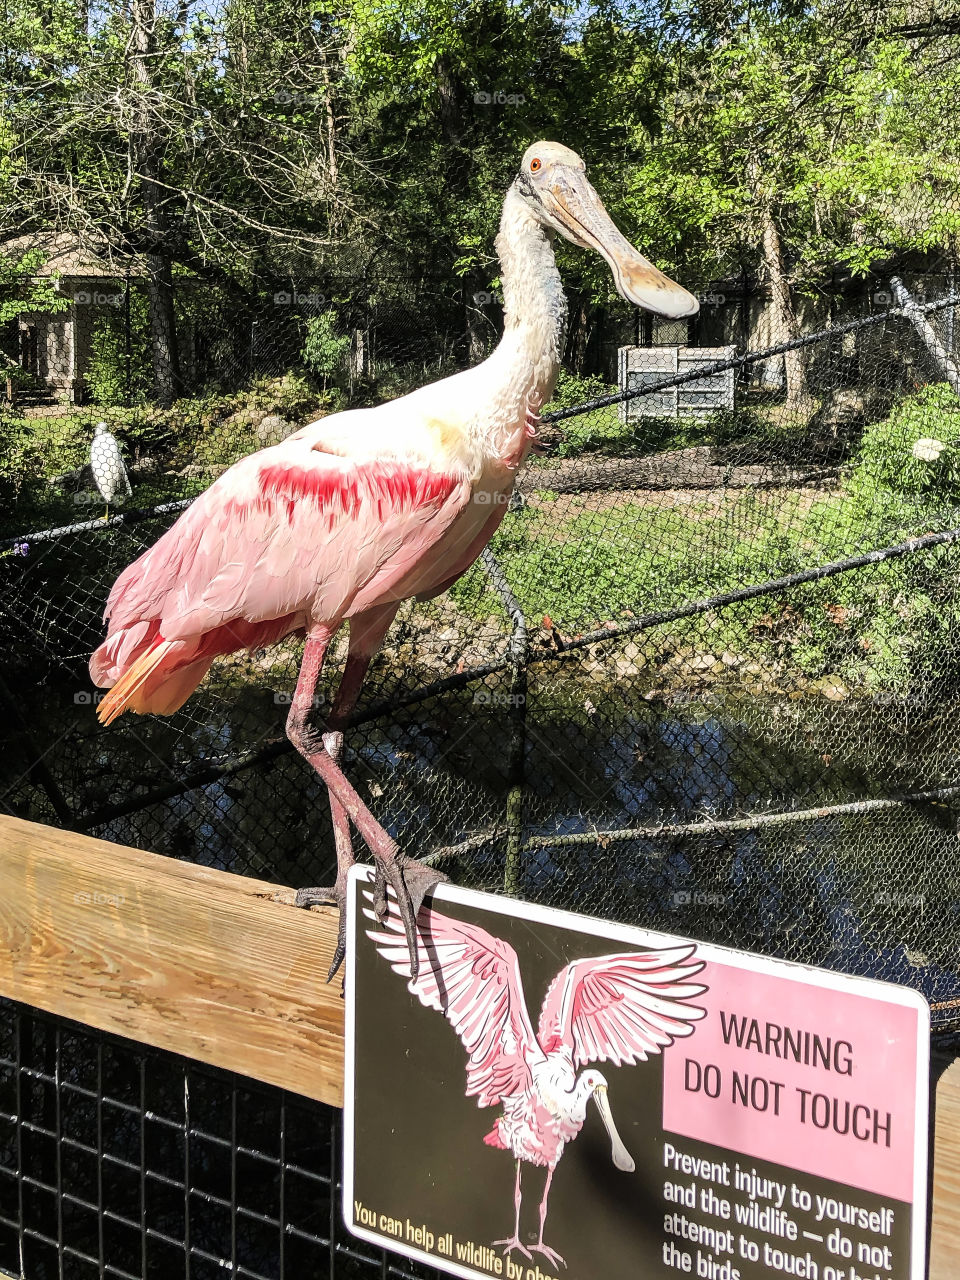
left=343, top=867, right=928, bottom=1280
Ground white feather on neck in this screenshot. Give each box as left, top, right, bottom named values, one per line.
left=471, top=184, right=568, bottom=460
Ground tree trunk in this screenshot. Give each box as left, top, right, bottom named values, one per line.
left=130, top=0, right=181, bottom=407
left=891, top=276, right=960, bottom=398
left=434, top=54, right=463, bottom=145
left=761, top=203, right=811, bottom=412
left=563, top=295, right=591, bottom=374
left=433, top=54, right=482, bottom=359
left=319, top=44, right=339, bottom=192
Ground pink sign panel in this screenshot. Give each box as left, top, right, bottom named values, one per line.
left=662, top=960, right=920, bottom=1202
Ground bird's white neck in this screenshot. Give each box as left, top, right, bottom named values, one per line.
left=476, top=185, right=568, bottom=460
left=497, top=185, right=567, bottom=394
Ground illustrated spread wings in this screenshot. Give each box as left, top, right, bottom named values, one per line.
left=364, top=894, right=545, bottom=1107
left=537, top=947, right=707, bottom=1069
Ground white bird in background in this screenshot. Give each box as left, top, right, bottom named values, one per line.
left=90, top=421, right=132, bottom=519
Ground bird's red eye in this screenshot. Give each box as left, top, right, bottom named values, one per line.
left=530, top=158, right=542, bottom=172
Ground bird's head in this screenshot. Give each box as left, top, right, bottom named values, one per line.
left=577, top=1069, right=636, bottom=1173
left=513, top=141, right=699, bottom=320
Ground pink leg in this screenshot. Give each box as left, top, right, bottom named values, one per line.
left=493, top=1160, right=532, bottom=1260
left=288, top=610, right=445, bottom=979
left=322, top=610, right=399, bottom=892
left=532, top=1168, right=564, bottom=1268
left=293, top=608, right=394, bottom=974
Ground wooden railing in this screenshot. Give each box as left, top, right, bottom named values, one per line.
left=0, top=814, right=956, bottom=1277
left=0, top=815, right=343, bottom=1106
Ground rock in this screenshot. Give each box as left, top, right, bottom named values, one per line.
left=687, top=654, right=717, bottom=671
left=256, top=414, right=295, bottom=446
left=176, top=463, right=229, bottom=480
left=812, top=676, right=849, bottom=702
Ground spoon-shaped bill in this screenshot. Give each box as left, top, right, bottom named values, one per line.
left=593, top=1084, right=636, bottom=1173
left=546, top=167, right=699, bottom=320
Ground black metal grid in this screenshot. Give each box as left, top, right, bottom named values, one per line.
left=0, top=998, right=437, bottom=1280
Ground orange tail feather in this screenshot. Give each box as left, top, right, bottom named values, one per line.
left=96, top=638, right=177, bottom=725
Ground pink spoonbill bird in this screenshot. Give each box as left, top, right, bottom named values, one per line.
left=367, top=895, right=707, bottom=1267
left=89, top=141, right=699, bottom=977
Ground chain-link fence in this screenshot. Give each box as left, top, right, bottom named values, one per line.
left=4, top=0, right=960, bottom=1275
left=4, top=280, right=960, bottom=1022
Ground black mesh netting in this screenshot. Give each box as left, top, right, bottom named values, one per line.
left=2, top=0, right=960, bottom=1273
left=5, top=293, right=960, bottom=1023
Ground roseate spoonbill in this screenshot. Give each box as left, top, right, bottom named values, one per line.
left=90, top=422, right=132, bottom=519
left=89, top=141, right=699, bottom=978
left=367, top=895, right=706, bottom=1267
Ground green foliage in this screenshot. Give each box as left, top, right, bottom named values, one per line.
left=4, top=0, right=959, bottom=407
left=0, top=249, right=68, bottom=330
left=446, top=385, right=960, bottom=695
left=847, top=384, right=960, bottom=512
left=86, top=291, right=152, bottom=406
left=543, top=373, right=794, bottom=461
left=301, top=312, right=350, bottom=387
left=0, top=373, right=331, bottom=536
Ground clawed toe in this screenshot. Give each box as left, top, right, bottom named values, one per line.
left=295, top=885, right=339, bottom=909
left=493, top=1237, right=532, bottom=1260
left=377, top=857, right=447, bottom=981
left=295, top=884, right=347, bottom=982
left=297, top=857, right=448, bottom=984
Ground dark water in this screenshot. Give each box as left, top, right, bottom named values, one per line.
left=3, top=665, right=959, bottom=1025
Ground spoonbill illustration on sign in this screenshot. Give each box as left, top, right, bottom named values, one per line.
left=365, top=894, right=708, bottom=1268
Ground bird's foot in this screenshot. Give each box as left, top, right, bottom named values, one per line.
left=492, top=1237, right=533, bottom=1261
left=533, top=1243, right=566, bottom=1269
left=295, top=881, right=349, bottom=982
left=372, top=854, right=447, bottom=982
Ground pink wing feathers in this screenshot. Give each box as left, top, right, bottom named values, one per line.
left=364, top=895, right=545, bottom=1107
left=537, top=947, right=707, bottom=1070
left=90, top=440, right=470, bottom=720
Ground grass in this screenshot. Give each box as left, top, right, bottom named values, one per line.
left=449, top=383, right=960, bottom=694
left=7, top=373, right=960, bottom=698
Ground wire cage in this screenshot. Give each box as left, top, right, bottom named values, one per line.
left=0, top=998, right=438, bottom=1280
left=4, top=0, right=960, bottom=1275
